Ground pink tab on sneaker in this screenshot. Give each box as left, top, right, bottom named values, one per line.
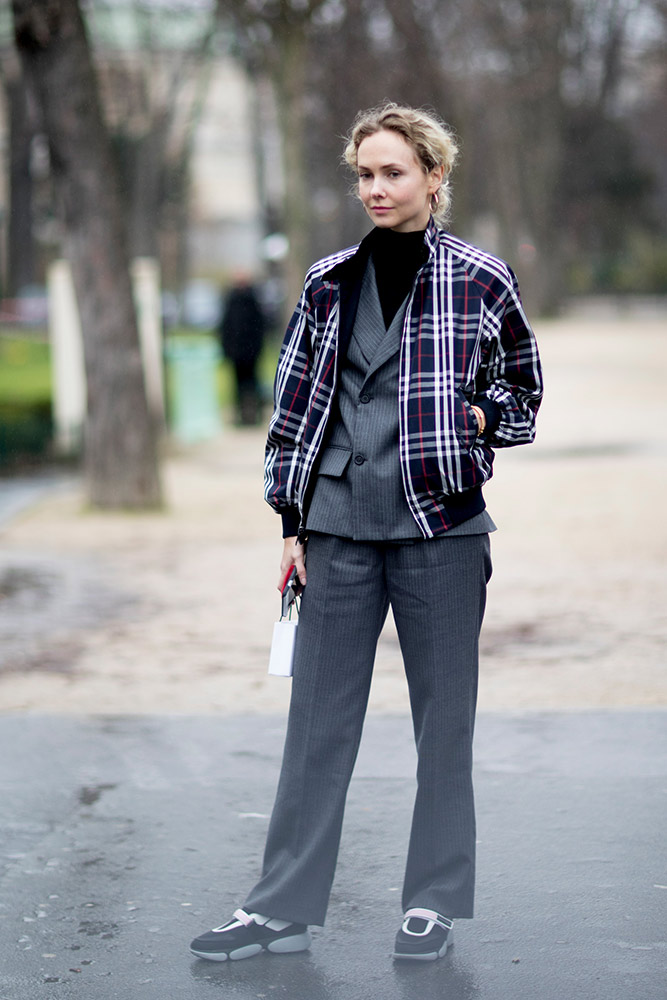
left=232, top=908, right=254, bottom=927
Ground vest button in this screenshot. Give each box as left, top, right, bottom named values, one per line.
left=359, top=393, right=372, bottom=404
left=354, top=454, right=366, bottom=466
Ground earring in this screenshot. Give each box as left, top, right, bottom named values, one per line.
left=430, top=190, right=440, bottom=212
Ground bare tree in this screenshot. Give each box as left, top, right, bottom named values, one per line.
left=306, top=0, right=465, bottom=258
left=12, top=0, right=162, bottom=508
left=434, top=0, right=661, bottom=311
left=219, top=0, right=330, bottom=307
left=89, top=0, right=217, bottom=286
left=0, top=54, right=37, bottom=296
left=306, top=0, right=665, bottom=311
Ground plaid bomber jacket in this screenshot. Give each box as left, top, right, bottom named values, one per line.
left=264, top=219, right=543, bottom=539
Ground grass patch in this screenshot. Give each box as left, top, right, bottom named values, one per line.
left=0, top=327, right=281, bottom=463
left=0, top=332, right=52, bottom=406
left=0, top=327, right=280, bottom=413
left=0, top=332, right=53, bottom=467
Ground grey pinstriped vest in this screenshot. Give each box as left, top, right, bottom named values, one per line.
left=307, top=260, right=495, bottom=541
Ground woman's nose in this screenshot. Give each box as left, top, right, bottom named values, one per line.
left=370, top=177, right=386, bottom=199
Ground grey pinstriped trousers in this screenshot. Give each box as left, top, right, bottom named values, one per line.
left=244, top=531, right=492, bottom=926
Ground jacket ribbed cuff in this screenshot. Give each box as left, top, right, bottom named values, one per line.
left=280, top=507, right=301, bottom=538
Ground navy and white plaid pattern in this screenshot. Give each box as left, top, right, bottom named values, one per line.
left=265, top=219, right=543, bottom=538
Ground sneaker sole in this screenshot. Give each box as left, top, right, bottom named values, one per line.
left=392, top=931, right=453, bottom=962
left=190, top=931, right=311, bottom=962
left=266, top=931, right=312, bottom=954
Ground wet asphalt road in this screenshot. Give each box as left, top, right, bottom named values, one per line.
left=0, top=711, right=665, bottom=1000
left=0, top=474, right=72, bottom=532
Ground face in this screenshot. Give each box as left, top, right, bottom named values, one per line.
left=356, top=129, right=444, bottom=233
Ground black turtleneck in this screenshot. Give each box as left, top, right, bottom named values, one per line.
left=370, top=227, right=429, bottom=328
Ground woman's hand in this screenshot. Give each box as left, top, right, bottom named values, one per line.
left=278, top=536, right=307, bottom=591
left=471, top=404, right=486, bottom=435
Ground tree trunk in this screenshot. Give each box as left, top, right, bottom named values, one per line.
left=12, top=0, right=162, bottom=508
left=125, top=118, right=168, bottom=260
left=273, top=20, right=311, bottom=311
left=3, top=58, right=36, bottom=296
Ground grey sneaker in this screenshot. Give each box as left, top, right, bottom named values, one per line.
left=392, top=908, right=454, bottom=961
left=190, top=908, right=311, bottom=961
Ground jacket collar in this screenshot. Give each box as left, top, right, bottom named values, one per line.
left=323, top=227, right=374, bottom=283
left=423, top=215, right=441, bottom=255
left=323, top=216, right=441, bottom=283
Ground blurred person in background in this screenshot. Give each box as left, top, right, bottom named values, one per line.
left=191, top=103, right=542, bottom=964
left=218, top=271, right=266, bottom=425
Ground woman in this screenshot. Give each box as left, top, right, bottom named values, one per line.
left=218, top=272, right=266, bottom=426
left=190, top=103, right=543, bottom=963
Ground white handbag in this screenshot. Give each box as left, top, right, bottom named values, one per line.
left=268, top=616, right=298, bottom=677
left=268, top=567, right=300, bottom=677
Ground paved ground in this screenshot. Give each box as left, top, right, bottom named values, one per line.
left=0, top=472, right=72, bottom=526
left=0, top=312, right=666, bottom=998
left=1, top=712, right=665, bottom=1000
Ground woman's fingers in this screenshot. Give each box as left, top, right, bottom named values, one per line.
left=278, top=537, right=307, bottom=590
left=293, top=540, right=307, bottom=588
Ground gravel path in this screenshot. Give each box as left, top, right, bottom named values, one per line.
left=1, top=313, right=665, bottom=714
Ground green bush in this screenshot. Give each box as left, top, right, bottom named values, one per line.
left=0, top=334, right=53, bottom=467
left=567, top=232, right=667, bottom=296
left=0, top=400, right=53, bottom=467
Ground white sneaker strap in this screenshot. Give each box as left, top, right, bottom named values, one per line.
left=403, top=908, right=453, bottom=931
left=239, top=909, right=293, bottom=932
left=265, top=917, right=293, bottom=931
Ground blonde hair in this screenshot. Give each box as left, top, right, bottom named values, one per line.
left=343, top=102, right=459, bottom=224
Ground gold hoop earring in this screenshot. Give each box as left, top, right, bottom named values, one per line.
left=430, top=190, right=440, bottom=212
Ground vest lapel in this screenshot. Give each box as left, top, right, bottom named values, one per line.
left=366, top=298, right=406, bottom=379
left=351, top=261, right=386, bottom=363
left=351, top=259, right=406, bottom=378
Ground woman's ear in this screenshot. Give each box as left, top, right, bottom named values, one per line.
left=429, top=164, right=445, bottom=193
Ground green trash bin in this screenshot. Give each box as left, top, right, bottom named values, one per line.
left=166, top=337, right=222, bottom=442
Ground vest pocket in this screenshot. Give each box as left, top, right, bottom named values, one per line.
left=317, top=447, right=352, bottom=477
